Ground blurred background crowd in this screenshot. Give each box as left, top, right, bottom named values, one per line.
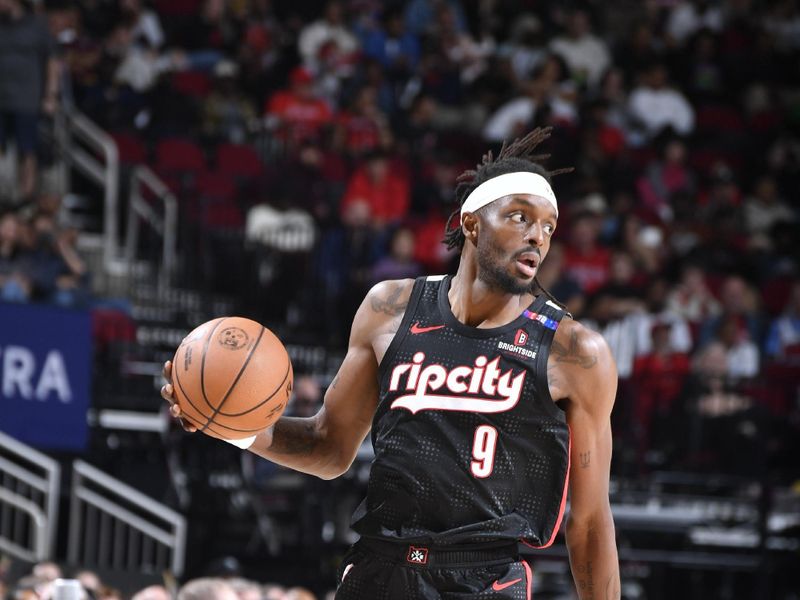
left=0, top=560, right=324, bottom=600
left=1, top=0, right=799, bottom=598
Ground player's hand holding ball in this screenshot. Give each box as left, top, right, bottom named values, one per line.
left=161, top=317, right=293, bottom=448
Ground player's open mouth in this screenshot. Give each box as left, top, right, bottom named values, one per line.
left=515, top=254, right=538, bottom=278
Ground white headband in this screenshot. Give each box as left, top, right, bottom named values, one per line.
left=460, top=172, right=558, bottom=217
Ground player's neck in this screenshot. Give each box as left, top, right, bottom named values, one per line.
left=448, top=260, right=534, bottom=329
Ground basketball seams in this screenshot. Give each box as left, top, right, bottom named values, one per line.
left=199, top=318, right=228, bottom=413
left=173, top=353, right=216, bottom=425
left=199, top=324, right=267, bottom=433
left=215, top=349, right=291, bottom=416
left=180, top=410, right=242, bottom=439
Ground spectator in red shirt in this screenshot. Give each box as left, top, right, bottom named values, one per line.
left=632, top=320, right=691, bottom=462
left=340, top=150, right=410, bottom=227
left=334, top=84, right=393, bottom=158
left=264, top=66, right=334, bottom=149
left=563, top=210, right=611, bottom=293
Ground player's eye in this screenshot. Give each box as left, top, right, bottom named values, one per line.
left=509, top=213, right=525, bottom=223
left=544, top=223, right=555, bottom=234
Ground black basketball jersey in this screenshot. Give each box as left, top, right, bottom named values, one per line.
left=351, top=275, right=571, bottom=547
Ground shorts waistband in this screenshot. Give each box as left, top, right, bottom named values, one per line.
left=357, top=537, right=519, bottom=568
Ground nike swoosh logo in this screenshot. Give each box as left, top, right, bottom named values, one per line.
left=410, top=322, right=445, bottom=335
left=492, top=578, right=522, bottom=592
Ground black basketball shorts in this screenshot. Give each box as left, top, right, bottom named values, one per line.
left=336, top=538, right=533, bottom=600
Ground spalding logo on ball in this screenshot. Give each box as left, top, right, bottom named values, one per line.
left=172, top=317, right=293, bottom=440
left=218, top=327, right=249, bottom=350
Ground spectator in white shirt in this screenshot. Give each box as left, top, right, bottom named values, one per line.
left=549, top=8, right=611, bottom=89
left=666, top=0, right=724, bottom=46
left=298, top=1, right=358, bottom=72
left=627, top=62, right=695, bottom=144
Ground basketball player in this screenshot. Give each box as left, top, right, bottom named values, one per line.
left=162, top=128, right=620, bottom=599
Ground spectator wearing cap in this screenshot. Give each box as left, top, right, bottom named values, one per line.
left=202, top=60, right=257, bottom=144
left=264, top=67, right=334, bottom=149
left=0, top=0, right=60, bottom=201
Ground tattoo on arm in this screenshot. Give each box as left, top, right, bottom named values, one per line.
left=576, top=561, right=595, bottom=599
left=329, top=374, right=340, bottom=390
left=552, top=330, right=597, bottom=368
left=580, top=451, right=591, bottom=469
left=370, top=284, right=408, bottom=316
left=269, top=418, right=319, bottom=456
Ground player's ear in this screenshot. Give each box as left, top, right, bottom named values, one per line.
left=461, top=212, right=479, bottom=245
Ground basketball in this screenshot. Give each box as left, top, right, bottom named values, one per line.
left=171, top=317, right=293, bottom=440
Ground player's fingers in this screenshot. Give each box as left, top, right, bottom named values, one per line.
left=181, top=420, right=197, bottom=433
left=163, top=360, right=172, bottom=381
left=161, top=383, right=175, bottom=403
left=169, top=403, right=181, bottom=417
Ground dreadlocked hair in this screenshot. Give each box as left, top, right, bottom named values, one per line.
left=442, top=127, right=574, bottom=316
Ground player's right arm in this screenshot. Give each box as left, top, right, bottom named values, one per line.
left=162, top=279, right=413, bottom=480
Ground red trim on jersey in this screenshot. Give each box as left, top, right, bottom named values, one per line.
left=522, top=560, right=534, bottom=600
left=521, top=424, right=571, bottom=549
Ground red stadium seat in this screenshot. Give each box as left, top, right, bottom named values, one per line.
left=92, top=308, right=137, bottom=352
left=153, top=0, right=202, bottom=16
left=695, top=105, right=745, bottom=133
left=216, top=143, right=265, bottom=179
left=171, top=71, right=212, bottom=98
left=155, top=137, right=206, bottom=173
left=111, top=132, right=147, bottom=165
left=194, top=171, right=243, bottom=229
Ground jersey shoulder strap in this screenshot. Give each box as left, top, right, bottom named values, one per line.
left=377, top=276, right=440, bottom=371
left=530, top=298, right=570, bottom=407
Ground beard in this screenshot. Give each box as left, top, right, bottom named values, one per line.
left=475, top=236, right=535, bottom=295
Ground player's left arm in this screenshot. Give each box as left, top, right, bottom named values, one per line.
left=553, top=320, right=620, bottom=600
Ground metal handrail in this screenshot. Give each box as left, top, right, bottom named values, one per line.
left=69, top=460, right=186, bottom=576
left=0, top=430, right=61, bottom=558
left=125, top=165, right=179, bottom=287
left=0, top=433, right=61, bottom=554
left=60, top=109, right=120, bottom=272
left=0, top=487, right=47, bottom=562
